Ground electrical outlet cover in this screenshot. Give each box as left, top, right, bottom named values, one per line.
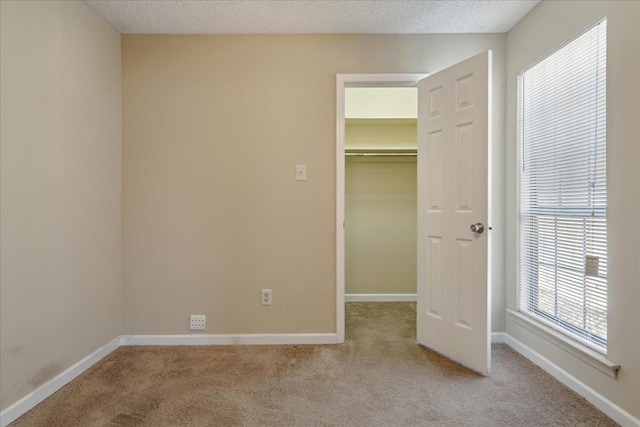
left=261, top=289, right=272, bottom=306
left=190, top=314, right=206, bottom=330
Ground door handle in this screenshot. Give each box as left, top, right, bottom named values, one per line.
left=470, top=223, right=485, bottom=234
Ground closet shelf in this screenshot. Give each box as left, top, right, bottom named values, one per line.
left=345, top=148, right=417, bottom=157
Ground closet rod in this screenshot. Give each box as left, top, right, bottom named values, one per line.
left=345, top=152, right=416, bottom=157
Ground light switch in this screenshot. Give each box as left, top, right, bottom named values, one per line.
left=296, top=164, right=307, bottom=181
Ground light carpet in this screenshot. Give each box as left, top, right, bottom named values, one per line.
left=10, top=302, right=617, bottom=426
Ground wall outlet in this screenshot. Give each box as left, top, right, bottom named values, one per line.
left=190, top=314, right=206, bottom=330
left=261, top=289, right=272, bottom=306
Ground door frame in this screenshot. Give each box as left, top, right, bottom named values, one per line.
left=336, top=74, right=429, bottom=343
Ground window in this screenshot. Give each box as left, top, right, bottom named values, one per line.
left=518, top=20, right=607, bottom=352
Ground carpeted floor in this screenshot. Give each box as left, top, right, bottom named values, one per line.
left=11, top=302, right=617, bottom=426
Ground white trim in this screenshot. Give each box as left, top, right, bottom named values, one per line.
left=0, top=338, right=120, bottom=427
left=119, top=333, right=337, bottom=346
left=491, top=332, right=506, bottom=344
left=505, top=334, right=639, bottom=427
left=336, top=74, right=345, bottom=344
left=345, top=293, right=417, bottom=302
left=336, top=73, right=428, bottom=346
left=507, top=309, right=619, bottom=379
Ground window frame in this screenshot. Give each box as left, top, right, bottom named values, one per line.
left=516, top=18, right=608, bottom=354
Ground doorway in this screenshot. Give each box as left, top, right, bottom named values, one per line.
left=336, top=53, right=492, bottom=374
left=336, top=74, right=428, bottom=343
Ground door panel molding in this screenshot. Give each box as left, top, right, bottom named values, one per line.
left=416, top=51, right=492, bottom=374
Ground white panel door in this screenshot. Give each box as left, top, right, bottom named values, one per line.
left=416, top=51, right=492, bottom=374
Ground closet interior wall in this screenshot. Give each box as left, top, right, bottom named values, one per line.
left=345, top=118, right=418, bottom=296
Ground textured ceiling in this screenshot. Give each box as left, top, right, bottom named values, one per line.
left=85, top=1, right=540, bottom=35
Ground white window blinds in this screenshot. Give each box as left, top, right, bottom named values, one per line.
left=518, top=20, right=607, bottom=351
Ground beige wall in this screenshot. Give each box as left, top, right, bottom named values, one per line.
left=0, top=1, right=122, bottom=411
left=505, top=0, right=640, bottom=418
left=122, top=33, right=507, bottom=334
left=346, top=157, right=417, bottom=295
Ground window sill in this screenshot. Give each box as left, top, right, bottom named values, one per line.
left=507, top=309, right=620, bottom=379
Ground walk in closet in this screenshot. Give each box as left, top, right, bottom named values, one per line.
left=344, top=87, right=418, bottom=300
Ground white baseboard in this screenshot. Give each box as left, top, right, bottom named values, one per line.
left=345, top=293, right=417, bottom=302
left=504, top=334, right=640, bottom=427
left=0, top=338, right=120, bottom=427
left=119, top=333, right=338, bottom=346
left=491, top=332, right=506, bottom=343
